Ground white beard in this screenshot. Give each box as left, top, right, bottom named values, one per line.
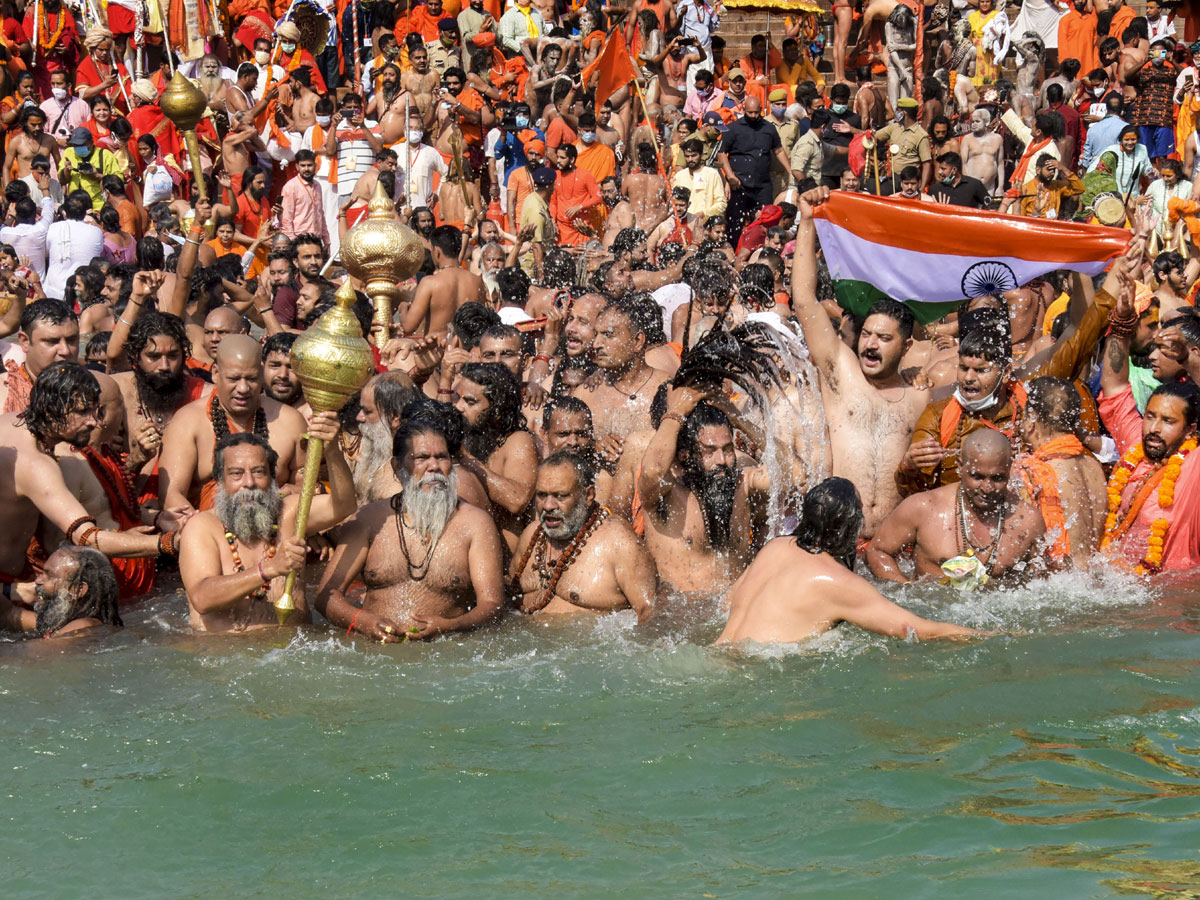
left=399, top=468, right=459, bottom=547
left=215, top=483, right=284, bottom=544
left=354, top=419, right=394, bottom=503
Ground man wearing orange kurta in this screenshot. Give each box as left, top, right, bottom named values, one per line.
left=396, top=0, right=446, bottom=43
left=550, top=143, right=601, bottom=246
left=1058, top=1, right=1100, bottom=73
left=506, top=138, right=544, bottom=232
left=575, top=112, right=616, bottom=184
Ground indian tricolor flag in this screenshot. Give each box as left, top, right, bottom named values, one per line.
left=812, top=193, right=1130, bottom=325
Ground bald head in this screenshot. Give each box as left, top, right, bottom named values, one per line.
left=205, top=306, right=245, bottom=332
left=743, top=97, right=762, bottom=115
left=216, top=333, right=262, bottom=368
left=962, top=427, right=1011, bottom=465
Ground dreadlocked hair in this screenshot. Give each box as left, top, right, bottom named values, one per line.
left=125, top=310, right=192, bottom=369
left=672, top=321, right=782, bottom=414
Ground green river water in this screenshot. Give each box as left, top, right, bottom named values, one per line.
left=4, top=567, right=1200, bottom=899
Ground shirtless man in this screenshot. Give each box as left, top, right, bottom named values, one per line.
left=403, top=45, right=441, bottom=121
left=220, top=112, right=266, bottom=194
left=541, top=397, right=621, bottom=506
left=108, top=305, right=210, bottom=500
left=455, top=362, right=538, bottom=549
left=867, top=429, right=1047, bottom=585
left=29, top=547, right=123, bottom=639
left=596, top=102, right=625, bottom=154
left=562, top=293, right=607, bottom=361
left=792, top=188, right=929, bottom=537
left=600, top=177, right=635, bottom=248
left=637, top=388, right=770, bottom=595
left=180, top=424, right=355, bottom=633
left=345, top=150, right=401, bottom=210
left=0, top=299, right=80, bottom=414
left=0, top=362, right=163, bottom=584
left=282, top=67, right=319, bottom=132
left=656, top=36, right=705, bottom=109
left=511, top=452, right=655, bottom=621
left=316, top=419, right=505, bottom=641
left=1014, top=376, right=1107, bottom=566
left=437, top=161, right=483, bottom=228
left=402, top=225, right=487, bottom=335
left=717, top=478, right=979, bottom=645
left=623, top=143, right=671, bottom=229
left=197, top=54, right=228, bottom=113
left=573, top=301, right=671, bottom=440
left=188, top=306, right=248, bottom=371
left=960, top=107, right=1005, bottom=197
left=2, top=107, right=60, bottom=186
left=159, top=335, right=308, bottom=512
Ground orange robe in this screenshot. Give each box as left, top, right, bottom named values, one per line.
left=83, top=446, right=155, bottom=600
left=550, top=166, right=601, bottom=245
left=1057, top=9, right=1099, bottom=73
left=576, top=141, right=617, bottom=184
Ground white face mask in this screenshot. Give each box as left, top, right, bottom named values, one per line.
left=953, top=379, right=1004, bottom=413
left=51, top=87, right=67, bottom=101
left=316, top=115, right=331, bottom=127
left=408, top=128, right=424, bottom=143
left=281, top=42, right=297, bottom=54
left=255, top=50, right=270, bottom=64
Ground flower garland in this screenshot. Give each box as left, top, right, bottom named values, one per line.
left=37, top=8, right=66, bottom=57
left=1100, top=436, right=1197, bottom=574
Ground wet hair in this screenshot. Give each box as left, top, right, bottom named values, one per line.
left=365, top=371, right=417, bottom=429
left=37, top=547, right=122, bottom=637
left=261, top=331, right=298, bottom=361
left=739, top=263, right=775, bottom=311
left=21, top=362, right=99, bottom=443
left=791, top=476, right=863, bottom=570
left=621, top=292, right=667, bottom=345
left=496, top=266, right=531, bottom=308
left=550, top=355, right=597, bottom=398
left=1154, top=251, right=1185, bottom=279
left=541, top=449, right=596, bottom=490
left=1163, top=311, right=1200, bottom=349
left=1149, top=381, right=1200, bottom=430
left=864, top=298, right=914, bottom=341
left=958, top=325, right=1013, bottom=365
left=542, top=394, right=592, bottom=432
left=611, top=228, right=647, bottom=260
left=401, top=397, right=467, bottom=455
left=389, top=413, right=450, bottom=461
left=1025, top=375, right=1081, bottom=434
left=21, top=298, right=77, bottom=335
left=431, top=224, right=463, bottom=258
left=451, top=302, right=501, bottom=350
left=541, top=249, right=578, bottom=289
left=678, top=402, right=736, bottom=548
left=212, top=432, right=278, bottom=481
left=126, top=310, right=192, bottom=368
left=459, top=362, right=526, bottom=459
left=84, top=330, right=110, bottom=363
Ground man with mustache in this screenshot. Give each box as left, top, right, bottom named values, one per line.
left=31, top=547, right=121, bottom=640
left=317, top=419, right=505, bottom=642
left=541, top=397, right=622, bottom=506
left=510, top=452, right=655, bottom=622
left=867, top=429, right=1046, bottom=585
left=0, top=362, right=165, bottom=591
left=180, top=425, right=355, bottom=633
left=261, top=333, right=304, bottom=410
left=637, top=387, right=771, bottom=596
left=0, top=299, right=81, bottom=415
left=159, top=334, right=308, bottom=513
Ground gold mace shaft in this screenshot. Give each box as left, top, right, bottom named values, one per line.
left=276, top=434, right=326, bottom=624
left=182, top=129, right=207, bottom=201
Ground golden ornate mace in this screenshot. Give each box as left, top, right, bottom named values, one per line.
left=275, top=280, right=375, bottom=624
left=159, top=70, right=210, bottom=201
left=340, top=182, right=425, bottom=346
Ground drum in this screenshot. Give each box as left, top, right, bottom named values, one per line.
left=1092, top=192, right=1126, bottom=227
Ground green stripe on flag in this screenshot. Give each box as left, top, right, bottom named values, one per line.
left=832, top=279, right=962, bottom=327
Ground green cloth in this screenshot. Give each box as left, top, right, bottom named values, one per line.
left=1075, top=150, right=1119, bottom=221
left=1129, top=363, right=1160, bottom=413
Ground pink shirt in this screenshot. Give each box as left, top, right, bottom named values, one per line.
left=1099, top=384, right=1200, bottom=571
left=279, top=175, right=328, bottom=243
left=684, top=88, right=726, bottom=119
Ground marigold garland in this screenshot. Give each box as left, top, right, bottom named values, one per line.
left=1100, top=436, right=1197, bottom=574
left=37, top=8, right=66, bottom=56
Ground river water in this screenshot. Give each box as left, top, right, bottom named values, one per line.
left=4, top=567, right=1200, bottom=898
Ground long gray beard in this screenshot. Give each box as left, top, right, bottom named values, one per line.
left=355, top=419, right=394, bottom=503
left=540, top=499, right=592, bottom=541
left=215, top=483, right=284, bottom=544
left=399, top=468, right=458, bottom=546
left=34, top=586, right=76, bottom=637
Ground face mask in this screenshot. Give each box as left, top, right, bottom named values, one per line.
left=281, top=42, right=296, bottom=54
left=384, top=46, right=399, bottom=59
left=771, top=104, right=786, bottom=117
left=408, top=128, right=424, bottom=143
left=316, top=115, right=331, bottom=127
left=1093, top=86, right=1104, bottom=97
left=953, top=379, right=1004, bottom=413
left=51, top=87, right=67, bottom=101
left=515, top=115, right=529, bottom=128
left=941, top=173, right=956, bottom=184
left=831, top=103, right=847, bottom=114
left=580, top=130, right=595, bottom=143
left=255, top=50, right=270, bottom=64
left=699, top=86, right=712, bottom=97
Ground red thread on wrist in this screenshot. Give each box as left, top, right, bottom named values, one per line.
left=348, top=608, right=362, bottom=635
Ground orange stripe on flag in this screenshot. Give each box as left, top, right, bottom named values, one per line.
left=582, top=29, right=639, bottom=110
left=811, top=192, right=1130, bottom=263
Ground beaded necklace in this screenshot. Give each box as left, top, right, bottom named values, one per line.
left=955, top=485, right=1007, bottom=576
left=82, top=445, right=140, bottom=522
left=513, top=504, right=608, bottom=614
left=391, top=493, right=439, bottom=581
left=208, top=392, right=268, bottom=443
left=225, top=525, right=278, bottom=601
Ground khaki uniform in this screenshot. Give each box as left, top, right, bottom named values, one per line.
left=873, top=121, right=932, bottom=178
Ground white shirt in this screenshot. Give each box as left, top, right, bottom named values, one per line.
left=0, top=197, right=56, bottom=279
left=1147, top=14, right=1177, bottom=43
left=652, top=282, right=692, bottom=339
left=335, top=120, right=383, bottom=200
left=398, top=143, right=449, bottom=209
left=253, top=63, right=286, bottom=100
left=44, top=219, right=104, bottom=300
left=19, top=174, right=62, bottom=207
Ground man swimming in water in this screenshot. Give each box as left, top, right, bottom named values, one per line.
left=316, top=418, right=505, bottom=641
left=717, top=478, right=979, bottom=645
left=510, top=452, right=656, bottom=623
left=866, top=429, right=1046, bottom=585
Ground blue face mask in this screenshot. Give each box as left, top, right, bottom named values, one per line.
left=516, top=115, right=530, bottom=128
left=580, top=131, right=596, bottom=143
left=831, top=103, right=848, bottom=114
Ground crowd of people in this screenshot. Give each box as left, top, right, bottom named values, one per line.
left=1, top=0, right=1199, bottom=647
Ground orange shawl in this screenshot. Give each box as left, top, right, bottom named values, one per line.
left=1015, top=434, right=1085, bottom=564
left=4, top=361, right=32, bottom=415
left=938, top=381, right=1029, bottom=447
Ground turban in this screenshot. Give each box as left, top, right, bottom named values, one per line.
left=83, top=27, right=113, bottom=51
left=1134, top=281, right=1155, bottom=316
left=471, top=31, right=496, bottom=47
left=131, top=79, right=158, bottom=102
left=758, top=204, right=783, bottom=227
left=276, top=21, right=301, bottom=41
left=524, top=138, right=545, bottom=154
